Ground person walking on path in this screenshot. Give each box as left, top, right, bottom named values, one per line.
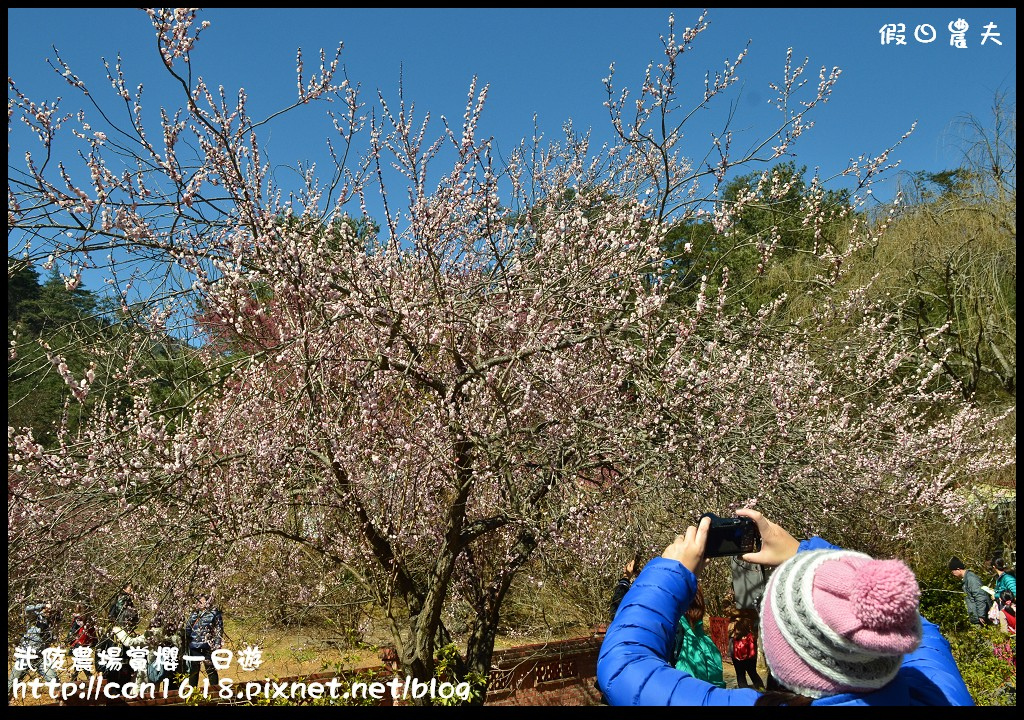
left=949, top=557, right=993, bottom=627
left=7, top=601, right=59, bottom=695
left=728, top=615, right=764, bottom=690
left=185, top=593, right=224, bottom=687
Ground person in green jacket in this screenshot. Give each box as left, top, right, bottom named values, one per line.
left=949, top=556, right=992, bottom=627
left=673, top=583, right=726, bottom=688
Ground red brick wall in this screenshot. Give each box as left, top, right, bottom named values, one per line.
left=484, top=629, right=607, bottom=705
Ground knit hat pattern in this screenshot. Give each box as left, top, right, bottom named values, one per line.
left=760, top=549, right=923, bottom=699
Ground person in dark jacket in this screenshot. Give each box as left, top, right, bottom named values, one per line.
left=597, top=509, right=974, bottom=706
left=100, top=600, right=146, bottom=685
left=608, top=555, right=641, bottom=621
left=7, top=601, right=59, bottom=695
left=185, top=593, right=224, bottom=686
left=108, top=584, right=137, bottom=626
left=145, top=611, right=186, bottom=684
left=948, top=557, right=992, bottom=627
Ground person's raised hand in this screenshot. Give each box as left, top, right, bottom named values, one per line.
left=623, top=558, right=637, bottom=578
left=736, top=507, right=799, bottom=567
left=662, top=515, right=710, bottom=576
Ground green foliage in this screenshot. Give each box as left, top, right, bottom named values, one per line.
left=8, top=264, right=101, bottom=334
left=8, top=257, right=215, bottom=446
left=852, top=97, right=1016, bottom=404
left=918, top=566, right=976, bottom=632
left=948, top=628, right=1016, bottom=706
left=908, top=168, right=977, bottom=203
left=843, top=195, right=1015, bottom=402
left=660, top=101, right=1015, bottom=409
left=435, top=642, right=487, bottom=706
left=8, top=263, right=105, bottom=444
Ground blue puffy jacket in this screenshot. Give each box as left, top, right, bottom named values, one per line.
left=596, top=537, right=974, bottom=706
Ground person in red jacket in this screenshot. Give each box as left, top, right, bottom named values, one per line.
left=66, top=605, right=98, bottom=682
left=728, top=615, right=763, bottom=690
left=998, top=590, right=1016, bottom=635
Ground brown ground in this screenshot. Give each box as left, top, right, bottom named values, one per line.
left=7, top=621, right=600, bottom=706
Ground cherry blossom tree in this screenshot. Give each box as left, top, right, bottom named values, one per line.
left=8, top=9, right=1014, bottom=701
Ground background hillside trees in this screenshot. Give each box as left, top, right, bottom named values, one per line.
left=659, top=161, right=853, bottom=314
left=8, top=261, right=106, bottom=445
left=869, top=98, right=1015, bottom=403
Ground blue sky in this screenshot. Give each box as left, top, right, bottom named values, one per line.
left=8, top=7, right=1017, bottom=234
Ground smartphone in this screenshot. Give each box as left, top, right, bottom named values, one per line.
left=700, top=513, right=761, bottom=558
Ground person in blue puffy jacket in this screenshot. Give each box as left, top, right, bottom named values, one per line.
left=596, top=509, right=974, bottom=706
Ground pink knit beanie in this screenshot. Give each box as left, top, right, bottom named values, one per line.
left=760, top=549, right=923, bottom=699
